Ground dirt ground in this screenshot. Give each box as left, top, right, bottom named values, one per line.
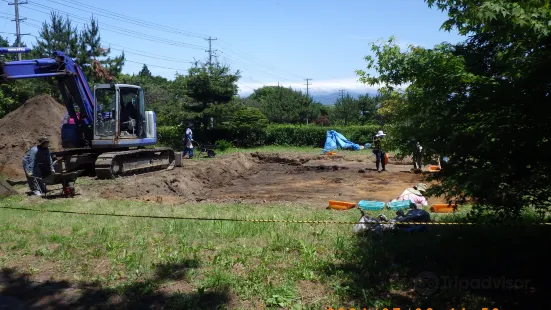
left=12, top=151, right=445, bottom=206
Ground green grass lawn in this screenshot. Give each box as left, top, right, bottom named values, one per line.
left=0, top=195, right=548, bottom=309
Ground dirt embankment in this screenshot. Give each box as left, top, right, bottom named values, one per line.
left=0, top=95, right=65, bottom=179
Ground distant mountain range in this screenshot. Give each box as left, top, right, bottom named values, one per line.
left=311, top=90, right=378, bottom=105
left=238, top=89, right=379, bottom=105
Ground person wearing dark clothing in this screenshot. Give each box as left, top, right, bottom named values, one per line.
left=372, top=130, right=387, bottom=172
left=413, top=142, right=423, bottom=170
left=22, top=137, right=55, bottom=196
left=182, top=123, right=194, bottom=159
left=120, top=101, right=137, bottom=133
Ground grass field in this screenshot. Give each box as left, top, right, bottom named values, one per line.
left=0, top=194, right=548, bottom=309
left=0, top=147, right=549, bottom=309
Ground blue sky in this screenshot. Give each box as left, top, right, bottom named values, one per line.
left=1, top=0, right=463, bottom=96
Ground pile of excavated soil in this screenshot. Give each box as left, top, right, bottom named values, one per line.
left=0, top=95, right=66, bottom=179
left=99, top=153, right=260, bottom=203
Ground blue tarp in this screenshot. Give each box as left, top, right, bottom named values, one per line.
left=322, top=130, right=360, bottom=154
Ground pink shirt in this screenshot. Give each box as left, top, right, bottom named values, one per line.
left=397, top=189, right=428, bottom=206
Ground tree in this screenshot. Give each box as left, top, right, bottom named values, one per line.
left=357, top=94, right=380, bottom=124
left=229, top=106, right=269, bottom=146
left=333, top=93, right=359, bottom=125
left=178, top=62, right=240, bottom=129
left=34, top=12, right=79, bottom=58
left=356, top=0, right=551, bottom=219
left=248, top=85, right=320, bottom=124
left=138, top=64, right=152, bottom=78
left=77, top=18, right=124, bottom=83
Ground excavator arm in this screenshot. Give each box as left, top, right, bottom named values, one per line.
left=0, top=47, right=96, bottom=147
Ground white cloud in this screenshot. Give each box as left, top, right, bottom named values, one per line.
left=237, top=77, right=384, bottom=96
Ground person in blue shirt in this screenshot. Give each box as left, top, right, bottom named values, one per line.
left=22, top=137, right=55, bottom=196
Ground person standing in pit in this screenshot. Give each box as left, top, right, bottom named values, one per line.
left=182, top=122, right=194, bottom=159
left=372, top=130, right=387, bottom=172
left=413, top=141, right=423, bottom=171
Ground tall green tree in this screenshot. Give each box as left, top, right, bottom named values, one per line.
left=179, top=62, right=240, bottom=128
left=357, top=0, right=551, bottom=219
left=357, top=94, right=381, bottom=124
left=77, top=18, right=125, bottom=83
left=332, top=93, right=359, bottom=125
left=138, top=64, right=152, bottom=78
left=248, top=85, right=320, bottom=124
left=34, top=12, right=79, bottom=58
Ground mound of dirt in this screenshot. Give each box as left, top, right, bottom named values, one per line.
left=100, top=153, right=259, bottom=203
left=0, top=95, right=66, bottom=179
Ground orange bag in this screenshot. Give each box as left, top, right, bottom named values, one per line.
left=384, top=153, right=389, bottom=165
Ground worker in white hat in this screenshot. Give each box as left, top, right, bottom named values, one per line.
left=394, top=183, right=429, bottom=209
left=372, top=130, right=387, bottom=172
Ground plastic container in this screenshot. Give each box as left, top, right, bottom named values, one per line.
left=328, top=200, right=356, bottom=210
left=387, top=200, right=412, bottom=210
left=358, top=200, right=385, bottom=211
left=430, top=204, right=457, bottom=213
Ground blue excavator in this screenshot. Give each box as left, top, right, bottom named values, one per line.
left=0, top=47, right=175, bottom=179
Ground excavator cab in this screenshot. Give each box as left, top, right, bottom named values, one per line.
left=94, top=84, right=147, bottom=142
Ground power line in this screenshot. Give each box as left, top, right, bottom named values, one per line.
left=47, top=0, right=209, bottom=39
left=43, top=0, right=311, bottom=91
left=6, top=1, right=316, bottom=93
left=19, top=2, right=207, bottom=51
left=3, top=6, right=318, bottom=92
left=21, top=21, right=194, bottom=66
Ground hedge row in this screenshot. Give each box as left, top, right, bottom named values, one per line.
left=264, top=124, right=381, bottom=147
left=157, top=124, right=381, bottom=149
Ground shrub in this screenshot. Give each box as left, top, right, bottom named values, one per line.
left=157, top=124, right=384, bottom=149
left=265, top=124, right=381, bottom=147
left=215, top=139, right=233, bottom=151
left=314, top=115, right=331, bottom=126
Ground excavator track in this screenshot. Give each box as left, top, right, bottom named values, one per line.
left=94, top=147, right=175, bottom=179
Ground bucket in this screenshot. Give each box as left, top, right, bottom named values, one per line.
left=358, top=200, right=385, bottom=211
left=328, top=200, right=356, bottom=210
left=430, top=204, right=457, bottom=213
left=387, top=200, right=412, bottom=210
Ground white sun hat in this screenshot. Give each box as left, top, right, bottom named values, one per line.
left=375, top=130, right=386, bottom=137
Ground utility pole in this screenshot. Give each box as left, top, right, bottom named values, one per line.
left=338, top=89, right=345, bottom=99
left=8, top=0, right=29, bottom=61
left=303, top=79, right=312, bottom=125
left=304, top=78, right=312, bottom=96
left=205, top=36, right=217, bottom=66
